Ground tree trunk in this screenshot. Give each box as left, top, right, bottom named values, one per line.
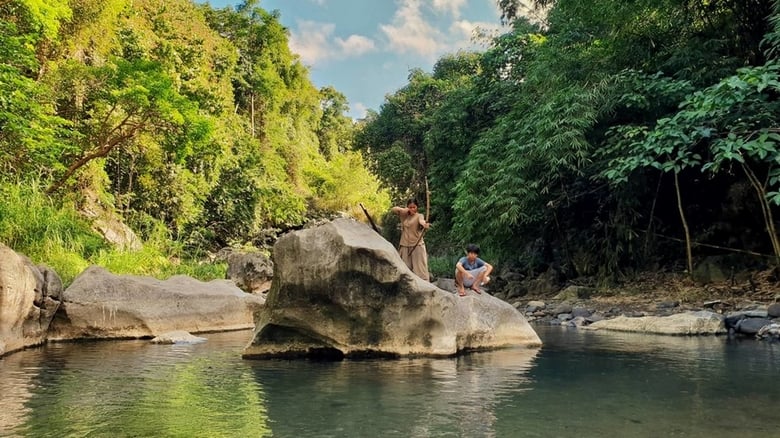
left=673, top=171, right=693, bottom=277
left=46, top=120, right=146, bottom=194
left=644, top=171, right=664, bottom=256
left=251, top=93, right=256, bottom=137
left=742, top=163, right=780, bottom=265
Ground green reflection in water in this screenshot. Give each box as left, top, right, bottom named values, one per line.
left=15, top=341, right=270, bottom=437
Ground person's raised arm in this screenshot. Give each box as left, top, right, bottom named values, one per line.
left=391, top=206, right=408, bottom=216
left=417, top=213, right=430, bottom=229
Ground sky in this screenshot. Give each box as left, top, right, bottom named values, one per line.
left=202, top=0, right=507, bottom=119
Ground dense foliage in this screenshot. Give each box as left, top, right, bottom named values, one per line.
left=356, top=0, right=780, bottom=281
left=0, top=0, right=388, bottom=282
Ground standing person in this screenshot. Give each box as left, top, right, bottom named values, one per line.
left=391, top=199, right=430, bottom=281
left=455, top=244, right=493, bottom=296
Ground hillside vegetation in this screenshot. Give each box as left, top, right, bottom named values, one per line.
left=0, top=0, right=389, bottom=283
left=357, top=0, right=780, bottom=286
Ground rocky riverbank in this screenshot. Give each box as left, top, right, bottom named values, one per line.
left=0, top=243, right=266, bottom=357
left=474, top=277, right=780, bottom=341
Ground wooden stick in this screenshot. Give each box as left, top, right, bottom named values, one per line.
left=647, top=232, right=771, bottom=258
left=409, top=177, right=430, bottom=256
left=359, top=203, right=380, bottom=233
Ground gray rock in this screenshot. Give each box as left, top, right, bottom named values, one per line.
left=49, top=266, right=264, bottom=340
left=725, top=313, right=746, bottom=330
left=584, top=311, right=727, bottom=335
left=571, top=307, right=592, bottom=318
left=500, top=272, right=524, bottom=282
left=151, top=330, right=207, bottom=344
left=692, top=257, right=727, bottom=284
left=551, top=303, right=573, bottom=316
left=244, top=218, right=541, bottom=358
left=743, top=310, right=769, bottom=318
left=553, top=285, right=594, bottom=301
left=757, top=323, right=780, bottom=340
left=767, top=303, right=780, bottom=318
left=37, top=264, right=63, bottom=301
left=586, top=313, right=605, bottom=324
left=0, top=245, right=62, bottom=356
left=569, top=316, right=588, bottom=327
left=736, top=318, right=772, bottom=335
left=726, top=310, right=769, bottom=331
left=737, top=302, right=763, bottom=311
left=226, top=251, right=274, bottom=294
left=504, top=281, right=528, bottom=300
left=656, top=301, right=679, bottom=310
left=435, top=278, right=458, bottom=294
left=526, top=269, right=561, bottom=296
left=703, top=300, right=723, bottom=308
left=558, top=313, right=573, bottom=321
left=527, top=300, right=546, bottom=309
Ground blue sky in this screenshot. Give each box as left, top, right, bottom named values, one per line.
left=201, top=1, right=508, bottom=118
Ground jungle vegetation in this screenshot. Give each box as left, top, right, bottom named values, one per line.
left=0, top=0, right=388, bottom=283
left=5, top=0, right=780, bottom=286
left=356, top=0, right=780, bottom=282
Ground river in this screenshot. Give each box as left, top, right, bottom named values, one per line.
left=1, top=327, right=778, bottom=437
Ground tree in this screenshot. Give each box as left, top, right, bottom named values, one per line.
left=46, top=59, right=204, bottom=194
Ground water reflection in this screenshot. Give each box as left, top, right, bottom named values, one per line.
left=0, top=328, right=778, bottom=437
left=248, top=347, right=539, bottom=437
left=0, top=333, right=270, bottom=437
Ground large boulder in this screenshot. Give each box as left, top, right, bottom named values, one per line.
left=226, top=251, right=274, bottom=294
left=243, top=218, right=541, bottom=359
left=585, top=311, right=726, bottom=335
left=0, top=245, right=62, bottom=356
left=48, top=266, right=264, bottom=340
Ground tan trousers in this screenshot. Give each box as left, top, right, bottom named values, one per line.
left=399, top=245, right=430, bottom=281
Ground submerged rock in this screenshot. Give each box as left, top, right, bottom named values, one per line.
left=243, top=218, right=541, bottom=359
left=151, top=330, right=207, bottom=344
left=0, top=244, right=62, bottom=356
left=49, top=266, right=264, bottom=340
left=584, top=311, right=726, bottom=335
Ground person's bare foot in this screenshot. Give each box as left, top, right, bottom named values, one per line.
left=471, top=286, right=482, bottom=294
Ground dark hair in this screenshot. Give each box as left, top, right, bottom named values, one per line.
left=406, top=198, right=419, bottom=207
left=465, top=243, right=480, bottom=255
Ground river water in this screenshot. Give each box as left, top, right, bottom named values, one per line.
left=1, top=326, right=778, bottom=437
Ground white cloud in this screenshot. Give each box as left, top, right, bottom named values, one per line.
left=310, top=0, right=326, bottom=5
left=289, top=20, right=336, bottom=65
left=289, top=20, right=377, bottom=65
left=449, top=19, right=503, bottom=49
left=380, top=0, right=443, bottom=58
left=350, top=102, right=369, bottom=119
left=336, top=35, right=377, bottom=56
left=432, top=0, right=467, bottom=18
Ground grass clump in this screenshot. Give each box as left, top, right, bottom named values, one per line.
left=0, top=180, right=225, bottom=285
